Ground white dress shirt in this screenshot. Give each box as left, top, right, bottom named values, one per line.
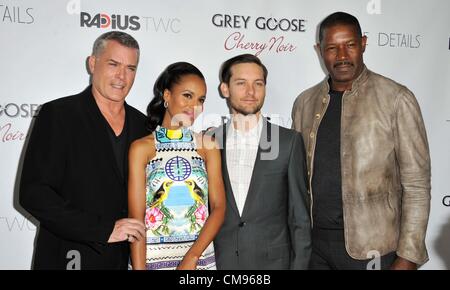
left=226, top=115, right=263, bottom=216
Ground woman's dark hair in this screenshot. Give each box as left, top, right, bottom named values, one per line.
left=146, top=62, right=205, bottom=133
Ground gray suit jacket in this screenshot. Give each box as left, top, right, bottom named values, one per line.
left=212, top=118, right=311, bottom=269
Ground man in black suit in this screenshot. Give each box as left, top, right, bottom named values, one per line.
left=212, top=54, right=311, bottom=269
left=19, top=31, right=147, bottom=269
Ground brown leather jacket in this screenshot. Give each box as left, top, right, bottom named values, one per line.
left=291, top=66, right=431, bottom=265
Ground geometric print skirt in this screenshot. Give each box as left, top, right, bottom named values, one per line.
left=145, top=242, right=216, bottom=270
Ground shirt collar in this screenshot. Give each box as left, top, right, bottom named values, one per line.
left=228, top=114, right=263, bottom=144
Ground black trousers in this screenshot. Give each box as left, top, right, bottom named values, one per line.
left=309, top=228, right=397, bottom=270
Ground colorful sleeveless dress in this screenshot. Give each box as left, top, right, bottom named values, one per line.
left=144, top=126, right=216, bottom=270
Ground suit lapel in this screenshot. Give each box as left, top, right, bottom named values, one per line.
left=123, top=104, right=136, bottom=187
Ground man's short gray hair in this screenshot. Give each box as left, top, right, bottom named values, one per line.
left=92, top=31, right=140, bottom=61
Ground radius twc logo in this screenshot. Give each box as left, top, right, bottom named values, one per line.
left=79, top=11, right=181, bottom=33
left=67, top=0, right=180, bottom=32
left=80, top=12, right=140, bottom=30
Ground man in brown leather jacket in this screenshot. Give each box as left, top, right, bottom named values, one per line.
left=291, top=12, right=431, bottom=270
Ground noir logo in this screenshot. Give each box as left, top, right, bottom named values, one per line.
left=443, top=195, right=450, bottom=207
left=0, top=123, right=26, bottom=143
left=224, top=32, right=297, bottom=56
left=80, top=12, right=140, bottom=30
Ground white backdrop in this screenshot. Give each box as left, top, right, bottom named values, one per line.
left=1, top=0, right=449, bottom=269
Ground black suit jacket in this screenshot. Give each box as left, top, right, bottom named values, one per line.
left=19, top=86, right=148, bottom=269
left=212, top=118, right=311, bottom=270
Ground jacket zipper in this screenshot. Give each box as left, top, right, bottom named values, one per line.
left=308, top=94, right=330, bottom=228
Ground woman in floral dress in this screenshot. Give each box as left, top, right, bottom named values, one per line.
left=128, top=62, right=225, bottom=270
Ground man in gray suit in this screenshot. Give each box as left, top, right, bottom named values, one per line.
left=212, top=54, right=311, bottom=269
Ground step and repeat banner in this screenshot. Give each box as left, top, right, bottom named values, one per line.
left=1, top=0, right=449, bottom=269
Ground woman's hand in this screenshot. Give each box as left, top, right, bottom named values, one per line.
left=176, top=252, right=199, bottom=270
